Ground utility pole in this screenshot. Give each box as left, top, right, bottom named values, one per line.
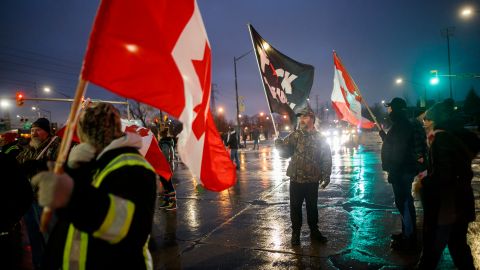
left=441, top=27, right=455, bottom=100
left=234, top=50, right=252, bottom=137
left=211, top=83, right=217, bottom=117
left=315, top=95, right=319, bottom=116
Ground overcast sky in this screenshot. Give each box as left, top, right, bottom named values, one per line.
left=1, top=0, right=479, bottom=123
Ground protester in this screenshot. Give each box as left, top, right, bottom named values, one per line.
left=0, top=152, right=33, bottom=270
left=226, top=127, right=240, bottom=169
left=16, top=117, right=60, bottom=270
left=275, top=106, right=332, bottom=246
left=158, top=128, right=177, bottom=211
left=252, top=127, right=260, bottom=150
left=32, top=103, right=157, bottom=269
left=416, top=101, right=480, bottom=269
left=379, top=97, right=417, bottom=250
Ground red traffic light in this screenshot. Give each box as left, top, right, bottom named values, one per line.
left=16, top=92, right=24, bottom=106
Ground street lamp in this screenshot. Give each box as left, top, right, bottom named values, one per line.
left=32, top=106, right=52, bottom=120
left=234, top=50, right=253, bottom=136
left=218, top=107, right=224, bottom=114
left=0, top=99, right=10, bottom=109
left=395, top=77, right=428, bottom=107
left=460, top=6, right=478, bottom=19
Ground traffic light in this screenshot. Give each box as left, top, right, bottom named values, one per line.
left=16, top=92, right=24, bottom=106
left=430, top=70, right=439, bottom=85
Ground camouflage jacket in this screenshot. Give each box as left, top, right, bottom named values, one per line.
left=16, top=136, right=61, bottom=179
left=277, top=129, right=332, bottom=183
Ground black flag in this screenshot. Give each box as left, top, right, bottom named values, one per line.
left=248, top=24, right=314, bottom=123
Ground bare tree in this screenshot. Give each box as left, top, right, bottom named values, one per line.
left=128, top=100, right=157, bottom=127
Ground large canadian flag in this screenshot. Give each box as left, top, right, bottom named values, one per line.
left=331, top=52, right=375, bottom=129
left=81, top=0, right=236, bottom=191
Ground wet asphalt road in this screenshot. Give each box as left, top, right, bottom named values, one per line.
left=149, top=132, right=480, bottom=269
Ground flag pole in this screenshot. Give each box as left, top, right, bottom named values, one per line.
left=335, top=52, right=383, bottom=131
left=247, top=24, right=279, bottom=137
left=40, top=77, right=89, bottom=232
left=352, top=80, right=383, bottom=131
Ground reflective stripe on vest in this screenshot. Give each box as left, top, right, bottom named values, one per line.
left=143, top=235, right=153, bottom=270
left=4, top=145, right=19, bottom=154
left=63, top=225, right=88, bottom=270
left=93, top=194, right=135, bottom=243
left=63, top=153, right=154, bottom=269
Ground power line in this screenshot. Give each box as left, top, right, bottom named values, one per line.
left=0, top=67, right=78, bottom=83
left=0, top=45, right=81, bottom=66
left=0, top=52, right=79, bottom=70
left=0, top=59, right=79, bottom=76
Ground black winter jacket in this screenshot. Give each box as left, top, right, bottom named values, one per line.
left=381, top=111, right=417, bottom=176
left=43, top=138, right=157, bottom=270
left=422, top=128, right=479, bottom=226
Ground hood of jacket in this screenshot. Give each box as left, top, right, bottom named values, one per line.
left=97, top=132, right=142, bottom=160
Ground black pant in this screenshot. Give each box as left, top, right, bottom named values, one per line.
left=418, top=221, right=474, bottom=269
left=289, top=181, right=319, bottom=232
left=390, top=171, right=416, bottom=238
left=160, top=176, right=175, bottom=193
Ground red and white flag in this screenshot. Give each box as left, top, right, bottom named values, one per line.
left=122, top=123, right=172, bottom=181
left=81, top=0, right=236, bottom=191
left=331, top=52, right=375, bottom=129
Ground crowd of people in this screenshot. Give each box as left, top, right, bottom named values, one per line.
left=1, top=97, right=479, bottom=269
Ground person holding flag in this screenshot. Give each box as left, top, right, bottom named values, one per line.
left=32, top=103, right=157, bottom=269
left=275, top=106, right=332, bottom=246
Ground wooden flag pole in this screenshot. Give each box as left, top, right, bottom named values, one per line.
left=334, top=52, right=383, bottom=131
left=40, top=78, right=88, bottom=232
left=351, top=79, right=383, bottom=131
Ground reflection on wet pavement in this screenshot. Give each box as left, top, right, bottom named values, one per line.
left=150, top=133, right=478, bottom=269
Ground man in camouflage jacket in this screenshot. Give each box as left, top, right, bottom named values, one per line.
left=275, top=106, right=332, bottom=246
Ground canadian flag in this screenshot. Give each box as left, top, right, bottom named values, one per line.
left=81, top=0, right=236, bottom=191
left=331, top=52, right=375, bottom=129
left=122, top=123, right=172, bottom=181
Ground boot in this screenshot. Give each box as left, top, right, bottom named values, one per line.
left=310, top=229, right=327, bottom=243
left=291, top=231, right=300, bottom=246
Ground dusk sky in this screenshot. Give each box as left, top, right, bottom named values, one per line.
left=1, top=0, right=479, bottom=124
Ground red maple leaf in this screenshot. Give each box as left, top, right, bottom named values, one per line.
left=191, top=43, right=211, bottom=139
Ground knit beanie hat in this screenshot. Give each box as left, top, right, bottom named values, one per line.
left=425, top=102, right=449, bottom=126
left=78, top=103, right=123, bottom=151
left=32, top=118, right=51, bottom=134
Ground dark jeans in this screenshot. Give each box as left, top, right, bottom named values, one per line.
left=390, top=171, right=416, bottom=238
left=253, top=139, right=259, bottom=150
left=418, top=221, right=474, bottom=269
left=289, top=181, right=319, bottom=232
left=230, top=148, right=239, bottom=167
left=160, top=176, right=175, bottom=193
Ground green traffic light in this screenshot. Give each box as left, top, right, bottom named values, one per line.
left=430, top=77, right=439, bottom=85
